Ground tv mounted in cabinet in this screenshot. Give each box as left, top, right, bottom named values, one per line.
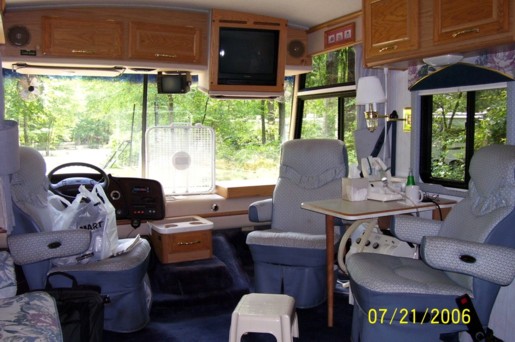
left=217, top=27, right=280, bottom=86
left=202, top=9, right=287, bottom=98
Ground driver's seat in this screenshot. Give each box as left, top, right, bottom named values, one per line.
left=7, top=146, right=152, bottom=333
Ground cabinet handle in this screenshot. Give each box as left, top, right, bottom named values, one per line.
left=452, top=28, right=480, bottom=38
left=72, top=49, right=96, bottom=55
left=378, top=45, right=398, bottom=53
left=155, top=53, right=177, bottom=59
left=177, top=240, right=201, bottom=246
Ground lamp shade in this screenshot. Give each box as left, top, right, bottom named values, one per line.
left=356, top=76, right=386, bottom=105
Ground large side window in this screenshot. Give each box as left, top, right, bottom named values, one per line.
left=420, top=86, right=507, bottom=188
left=295, top=47, right=357, bottom=164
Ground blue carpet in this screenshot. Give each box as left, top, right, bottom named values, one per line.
left=104, top=231, right=353, bottom=341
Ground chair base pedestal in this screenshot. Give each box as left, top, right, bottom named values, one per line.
left=254, top=261, right=326, bottom=308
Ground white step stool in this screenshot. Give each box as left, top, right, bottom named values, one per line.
left=229, top=293, right=299, bottom=342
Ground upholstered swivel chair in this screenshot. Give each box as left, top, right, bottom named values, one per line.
left=7, top=146, right=152, bottom=333
left=246, top=139, right=348, bottom=308
left=346, top=144, right=515, bottom=341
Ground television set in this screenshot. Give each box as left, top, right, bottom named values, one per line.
left=217, top=27, right=280, bottom=86
left=157, top=72, right=191, bottom=94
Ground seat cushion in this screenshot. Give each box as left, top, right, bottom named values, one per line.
left=0, top=291, right=63, bottom=341
left=246, top=229, right=327, bottom=249
left=347, top=253, right=471, bottom=312
left=47, top=239, right=152, bottom=332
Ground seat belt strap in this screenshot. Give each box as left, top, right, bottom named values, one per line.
left=455, top=294, right=502, bottom=342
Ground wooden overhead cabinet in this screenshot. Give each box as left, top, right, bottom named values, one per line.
left=128, top=21, right=205, bottom=64
left=363, top=0, right=419, bottom=60
left=433, top=0, right=510, bottom=44
left=362, top=0, right=515, bottom=68
left=42, top=16, right=123, bottom=59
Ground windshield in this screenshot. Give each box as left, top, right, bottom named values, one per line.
left=4, top=70, right=293, bottom=193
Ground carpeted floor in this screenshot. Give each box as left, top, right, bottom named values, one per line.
left=104, top=230, right=353, bottom=341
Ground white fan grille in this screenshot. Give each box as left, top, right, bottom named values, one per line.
left=146, top=124, right=215, bottom=195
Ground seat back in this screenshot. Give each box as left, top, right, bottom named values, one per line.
left=439, top=144, right=515, bottom=243
left=11, top=201, right=53, bottom=289
left=271, top=139, right=348, bottom=234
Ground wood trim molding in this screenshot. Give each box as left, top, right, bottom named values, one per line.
left=308, top=10, right=362, bottom=34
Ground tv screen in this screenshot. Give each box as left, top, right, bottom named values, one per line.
left=217, top=27, right=279, bottom=86
left=157, top=72, right=191, bottom=94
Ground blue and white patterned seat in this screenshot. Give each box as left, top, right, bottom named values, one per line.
left=246, top=139, right=348, bottom=308
left=346, top=144, right=515, bottom=341
left=7, top=146, right=152, bottom=333
left=0, top=251, right=63, bottom=341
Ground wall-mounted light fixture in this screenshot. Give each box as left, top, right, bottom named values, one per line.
left=356, top=76, right=387, bottom=132
left=356, top=75, right=405, bottom=132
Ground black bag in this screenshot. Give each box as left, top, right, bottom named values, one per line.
left=45, top=272, right=105, bottom=342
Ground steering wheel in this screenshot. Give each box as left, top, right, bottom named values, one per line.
left=48, top=162, right=109, bottom=200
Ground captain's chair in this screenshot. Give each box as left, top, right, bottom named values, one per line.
left=7, top=146, right=152, bottom=333
left=346, top=144, right=515, bottom=341
left=246, top=139, right=348, bottom=308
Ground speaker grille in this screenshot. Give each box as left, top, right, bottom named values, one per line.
left=7, top=26, right=31, bottom=47
left=287, top=39, right=305, bottom=58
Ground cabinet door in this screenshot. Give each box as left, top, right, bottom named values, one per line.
left=364, top=0, right=419, bottom=59
left=42, top=16, right=123, bottom=59
left=128, top=21, right=203, bottom=64
left=434, top=0, right=509, bottom=44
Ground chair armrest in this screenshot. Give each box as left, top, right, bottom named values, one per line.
left=7, top=230, right=91, bottom=265
left=248, top=198, right=273, bottom=222
left=391, top=215, right=442, bottom=244
left=421, top=236, right=515, bottom=286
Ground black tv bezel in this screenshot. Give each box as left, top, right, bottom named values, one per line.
left=216, top=27, right=280, bottom=86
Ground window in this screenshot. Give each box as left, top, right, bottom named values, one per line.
left=295, top=47, right=357, bottom=164
left=420, top=86, right=507, bottom=188
left=4, top=70, right=293, bottom=194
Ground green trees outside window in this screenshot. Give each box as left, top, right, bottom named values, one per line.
left=420, top=87, right=507, bottom=187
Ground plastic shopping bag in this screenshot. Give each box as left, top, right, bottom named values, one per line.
left=52, top=184, right=118, bottom=265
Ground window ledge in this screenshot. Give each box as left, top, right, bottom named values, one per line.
left=215, top=180, right=275, bottom=199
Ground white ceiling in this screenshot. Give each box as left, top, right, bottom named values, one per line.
left=4, top=0, right=362, bottom=28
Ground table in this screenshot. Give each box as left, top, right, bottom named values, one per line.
left=301, top=198, right=456, bottom=327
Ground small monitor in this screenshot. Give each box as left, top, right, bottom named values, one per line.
left=157, top=72, right=191, bottom=94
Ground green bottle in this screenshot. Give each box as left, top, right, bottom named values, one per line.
left=406, top=168, right=415, bottom=186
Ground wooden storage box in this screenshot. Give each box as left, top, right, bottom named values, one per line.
left=149, top=216, right=213, bottom=264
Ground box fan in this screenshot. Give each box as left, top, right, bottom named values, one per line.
left=145, top=124, right=215, bottom=195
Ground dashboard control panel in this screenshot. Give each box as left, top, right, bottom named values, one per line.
left=107, top=175, right=165, bottom=227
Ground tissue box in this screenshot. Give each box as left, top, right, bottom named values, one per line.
left=342, top=178, right=368, bottom=201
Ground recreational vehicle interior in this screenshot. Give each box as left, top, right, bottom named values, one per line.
left=0, top=0, right=514, bottom=341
